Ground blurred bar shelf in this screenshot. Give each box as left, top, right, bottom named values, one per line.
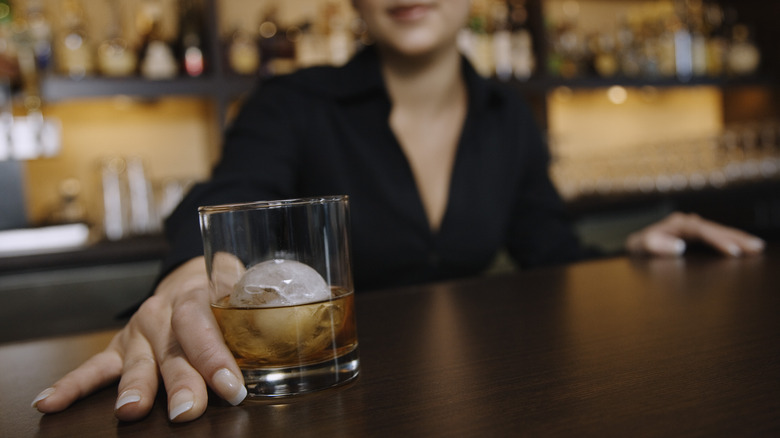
left=37, top=72, right=771, bottom=105
left=0, top=234, right=168, bottom=275
left=40, top=74, right=258, bottom=103
left=511, top=74, right=774, bottom=95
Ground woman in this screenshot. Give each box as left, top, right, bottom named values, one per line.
left=32, top=0, right=764, bottom=422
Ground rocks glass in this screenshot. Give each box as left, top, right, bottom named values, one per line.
left=199, top=196, right=359, bottom=398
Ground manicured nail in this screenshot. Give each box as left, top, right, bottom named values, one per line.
left=169, top=389, right=195, bottom=421
left=213, top=368, right=247, bottom=406
left=671, top=238, right=686, bottom=256
left=726, top=243, right=742, bottom=257
left=31, top=387, right=55, bottom=408
left=747, top=238, right=766, bottom=252
left=115, top=389, right=142, bottom=411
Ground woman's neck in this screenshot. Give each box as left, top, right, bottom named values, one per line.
left=377, top=44, right=468, bottom=232
left=378, top=45, right=465, bottom=110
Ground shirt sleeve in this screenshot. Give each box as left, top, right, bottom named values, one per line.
left=159, top=78, right=303, bottom=279
left=505, top=103, right=602, bottom=268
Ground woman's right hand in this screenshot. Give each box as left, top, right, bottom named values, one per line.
left=31, top=257, right=247, bottom=422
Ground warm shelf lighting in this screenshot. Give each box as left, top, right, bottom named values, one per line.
left=607, top=86, right=628, bottom=105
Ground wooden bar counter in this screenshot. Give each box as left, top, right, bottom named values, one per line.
left=2, top=245, right=779, bottom=437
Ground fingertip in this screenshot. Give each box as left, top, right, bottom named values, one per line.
left=115, top=389, right=142, bottom=410
left=212, top=368, right=247, bottom=406
left=31, top=386, right=77, bottom=414
left=168, top=388, right=205, bottom=423
left=746, top=238, right=766, bottom=253
left=31, top=387, right=56, bottom=410
left=647, top=234, right=686, bottom=257
left=113, top=389, right=150, bottom=422
left=671, top=238, right=686, bottom=256
left=114, top=388, right=155, bottom=422
left=724, top=243, right=742, bottom=257
left=169, top=389, right=195, bottom=422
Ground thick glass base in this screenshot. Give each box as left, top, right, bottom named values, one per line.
left=241, top=347, right=360, bottom=398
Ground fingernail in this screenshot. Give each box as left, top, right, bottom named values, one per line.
left=747, top=238, right=766, bottom=252
left=169, top=389, right=195, bottom=421
left=115, top=389, right=142, bottom=411
left=726, top=243, right=742, bottom=257
left=31, top=387, right=55, bottom=408
left=672, top=238, right=686, bottom=256
left=213, top=368, right=247, bottom=406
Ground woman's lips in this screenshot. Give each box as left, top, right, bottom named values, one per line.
left=388, top=4, right=432, bottom=21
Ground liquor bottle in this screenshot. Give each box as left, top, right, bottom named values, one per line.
left=137, top=0, right=178, bottom=80
left=0, top=0, right=10, bottom=25
left=227, top=26, right=260, bottom=75
left=294, top=20, right=326, bottom=68
left=672, top=21, right=694, bottom=81
left=0, top=0, right=14, bottom=90
left=615, top=15, right=641, bottom=77
left=9, top=5, right=40, bottom=111
left=178, top=0, right=206, bottom=77
left=459, top=1, right=493, bottom=78
left=24, top=0, right=52, bottom=73
left=324, top=2, right=353, bottom=66
left=97, top=0, right=136, bottom=77
left=686, top=0, right=708, bottom=77
left=256, top=4, right=296, bottom=75
left=727, top=24, right=760, bottom=76
left=703, top=1, right=726, bottom=76
left=508, top=0, right=535, bottom=81
left=547, top=0, right=584, bottom=79
left=56, top=0, right=95, bottom=79
left=592, top=33, right=618, bottom=78
left=656, top=15, right=678, bottom=78
left=491, top=1, right=512, bottom=81
left=256, top=5, right=280, bottom=75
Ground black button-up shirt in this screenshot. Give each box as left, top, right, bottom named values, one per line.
left=163, top=47, right=591, bottom=291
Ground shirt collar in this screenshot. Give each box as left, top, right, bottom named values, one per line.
left=333, top=46, right=387, bottom=100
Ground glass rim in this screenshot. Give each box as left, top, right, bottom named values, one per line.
left=198, top=195, right=349, bottom=214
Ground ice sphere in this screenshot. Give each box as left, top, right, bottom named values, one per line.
left=219, top=299, right=346, bottom=365
left=230, top=259, right=331, bottom=307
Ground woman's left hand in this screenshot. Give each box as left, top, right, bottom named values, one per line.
left=626, top=212, right=766, bottom=257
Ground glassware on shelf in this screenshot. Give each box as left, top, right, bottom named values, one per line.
left=99, top=156, right=130, bottom=241
left=56, top=0, right=95, bottom=79
left=50, top=177, right=86, bottom=225
left=137, top=0, right=178, bottom=80
left=0, top=3, right=62, bottom=163
left=97, top=0, right=137, bottom=77
left=98, top=155, right=160, bottom=241
left=550, top=122, right=780, bottom=201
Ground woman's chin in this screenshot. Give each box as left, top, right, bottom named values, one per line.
left=381, top=37, right=451, bottom=59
